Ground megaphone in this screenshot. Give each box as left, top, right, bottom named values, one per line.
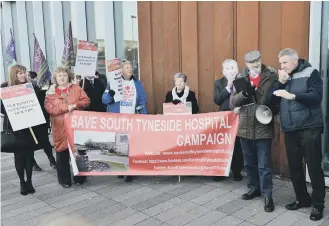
left=255, top=105, right=273, bottom=124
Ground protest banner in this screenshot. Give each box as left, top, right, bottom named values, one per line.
left=163, top=102, right=192, bottom=115
left=74, top=40, right=98, bottom=77
left=106, top=58, right=123, bottom=102
left=64, top=111, right=239, bottom=176
left=0, top=83, right=46, bottom=135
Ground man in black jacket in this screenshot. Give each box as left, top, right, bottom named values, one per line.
left=273, top=48, right=325, bottom=221
left=79, top=75, right=106, bottom=112
left=214, top=59, right=244, bottom=182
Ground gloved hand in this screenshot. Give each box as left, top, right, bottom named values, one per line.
left=109, top=90, right=116, bottom=97
left=172, top=99, right=181, bottom=105
left=233, top=107, right=241, bottom=115
left=242, top=85, right=255, bottom=97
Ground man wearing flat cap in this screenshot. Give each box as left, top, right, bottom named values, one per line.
left=232, top=50, right=278, bottom=212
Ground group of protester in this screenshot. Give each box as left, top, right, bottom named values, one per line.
left=0, top=48, right=325, bottom=221
left=214, top=48, right=325, bottom=221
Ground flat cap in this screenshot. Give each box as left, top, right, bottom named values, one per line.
left=244, top=50, right=261, bottom=63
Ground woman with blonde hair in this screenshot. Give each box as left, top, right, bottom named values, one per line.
left=45, top=67, right=90, bottom=188
left=1, top=65, right=42, bottom=195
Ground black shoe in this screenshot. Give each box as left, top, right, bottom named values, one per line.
left=310, top=207, right=323, bottom=221
left=285, top=200, right=312, bottom=210
left=20, top=182, right=28, bottom=196
left=33, top=164, right=42, bottom=171
left=213, top=176, right=226, bottom=182
left=60, top=183, right=71, bottom=188
left=233, top=173, right=243, bottom=181
left=75, top=180, right=85, bottom=186
left=26, top=180, right=35, bottom=194
left=50, top=162, right=57, bottom=169
left=124, top=176, right=133, bottom=182
left=241, top=189, right=261, bottom=200
left=264, top=198, right=275, bottom=212
left=117, top=176, right=124, bottom=178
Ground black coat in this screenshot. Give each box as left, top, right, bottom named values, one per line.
left=214, top=77, right=231, bottom=111
left=1, top=82, right=50, bottom=151
left=79, top=78, right=106, bottom=112
left=165, top=89, right=199, bottom=114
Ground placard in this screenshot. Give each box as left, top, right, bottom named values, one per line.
left=0, top=83, right=46, bottom=131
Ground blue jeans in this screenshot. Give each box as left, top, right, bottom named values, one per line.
left=240, top=138, right=273, bottom=198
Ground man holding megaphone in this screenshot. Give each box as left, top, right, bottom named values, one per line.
left=232, top=50, right=278, bottom=213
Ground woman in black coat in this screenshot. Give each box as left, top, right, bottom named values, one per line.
left=1, top=65, right=45, bottom=195
left=165, top=72, right=199, bottom=114
left=26, top=71, right=56, bottom=171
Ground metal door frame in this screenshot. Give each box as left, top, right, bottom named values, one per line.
left=307, top=1, right=329, bottom=185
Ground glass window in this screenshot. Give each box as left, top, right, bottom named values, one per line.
left=114, top=1, right=139, bottom=79
left=94, top=1, right=106, bottom=75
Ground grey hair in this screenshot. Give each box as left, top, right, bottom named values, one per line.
left=278, top=48, right=299, bottom=60
left=174, top=72, right=187, bottom=83
left=121, top=59, right=132, bottom=68
left=222, top=59, right=238, bottom=71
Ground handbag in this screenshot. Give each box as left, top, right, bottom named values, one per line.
left=1, top=117, right=36, bottom=153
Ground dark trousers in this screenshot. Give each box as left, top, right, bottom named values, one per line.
left=14, top=151, right=34, bottom=183
left=240, top=138, right=273, bottom=198
left=231, top=137, right=244, bottom=175
left=56, top=149, right=86, bottom=185
left=284, top=128, right=325, bottom=209
left=33, top=140, right=56, bottom=165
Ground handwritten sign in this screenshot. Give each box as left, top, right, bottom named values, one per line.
left=74, top=40, right=98, bottom=77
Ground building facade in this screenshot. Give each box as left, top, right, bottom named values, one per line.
left=0, top=1, right=139, bottom=80
left=137, top=1, right=329, bottom=178
left=1, top=1, right=328, bottom=178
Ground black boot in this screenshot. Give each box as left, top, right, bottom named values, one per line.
left=124, top=176, right=133, bottom=182
left=241, top=189, right=261, bottom=200
left=264, top=198, right=274, bottom=212
left=20, top=182, right=28, bottom=196
left=33, top=163, right=42, bottom=171
left=233, top=172, right=243, bottom=181
left=213, top=176, right=226, bottom=182
left=310, top=208, right=323, bottom=221
left=26, top=180, right=35, bottom=194
left=49, top=159, right=57, bottom=169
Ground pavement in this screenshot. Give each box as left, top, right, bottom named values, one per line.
left=2, top=149, right=329, bottom=226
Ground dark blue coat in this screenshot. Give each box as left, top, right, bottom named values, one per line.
left=273, top=60, right=324, bottom=132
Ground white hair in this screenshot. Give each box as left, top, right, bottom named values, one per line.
left=278, top=48, right=299, bottom=60
left=174, top=72, right=187, bottom=83
left=222, top=59, right=238, bottom=71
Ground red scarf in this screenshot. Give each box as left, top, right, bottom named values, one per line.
left=249, top=75, right=261, bottom=87
left=55, top=87, right=70, bottom=96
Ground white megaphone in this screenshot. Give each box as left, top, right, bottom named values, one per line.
left=255, top=105, right=273, bottom=124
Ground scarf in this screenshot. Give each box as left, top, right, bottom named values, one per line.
left=172, top=86, right=190, bottom=103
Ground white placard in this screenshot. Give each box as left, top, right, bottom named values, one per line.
left=74, top=40, right=98, bottom=77
left=106, top=58, right=123, bottom=102
left=0, top=83, right=46, bottom=131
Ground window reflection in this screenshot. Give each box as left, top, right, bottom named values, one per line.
left=114, top=1, right=139, bottom=79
